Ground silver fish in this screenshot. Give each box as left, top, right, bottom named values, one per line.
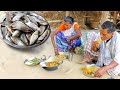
left=36, top=39, right=41, bottom=44
left=12, top=30, right=21, bottom=37
left=5, top=31, right=13, bottom=43
left=26, top=33, right=32, bottom=42
left=0, top=25, right=4, bottom=39
left=27, top=14, right=48, bottom=26
left=5, top=12, right=13, bottom=25
left=29, top=12, right=45, bottom=21
left=20, top=15, right=30, bottom=24
left=38, top=19, right=48, bottom=26
left=26, top=15, right=38, bottom=25
left=25, top=20, right=41, bottom=31
left=1, top=26, right=8, bottom=37
left=16, top=11, right=30, bottom=15
left=1, top=18, right=8, bottom=27
left=38, top=30, right=48, bottom=41
left=11, top=36, right=26, bottom=46
left=39, top=25, right=46, bottom=35
left=20, top=34, right=29, bottom=45
left=10, top=21, right=33, bottom=33
left=12, top=12, right=25, bottom=22
left=29, top=31, right=39, bottom=45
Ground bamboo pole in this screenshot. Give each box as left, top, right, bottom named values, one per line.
left=48, top=20, right=62, bottom=23
left=113, top=11, right=117, bottom=23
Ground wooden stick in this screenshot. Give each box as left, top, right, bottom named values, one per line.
left=48, top=20, right=63, bottom=23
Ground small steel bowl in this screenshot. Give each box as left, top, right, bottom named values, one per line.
left=40, top=60, right=63, bottom=71
left=42, top=66, right=58, bottom=71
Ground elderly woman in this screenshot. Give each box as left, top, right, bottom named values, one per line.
left=51, top=16, right=83, bottom=55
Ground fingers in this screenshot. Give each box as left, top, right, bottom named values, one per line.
left=78, top=58, right=90, bottom=64
left=94, top=71, right=101, bottom=77
left=78, top=60, right=86, bottom=64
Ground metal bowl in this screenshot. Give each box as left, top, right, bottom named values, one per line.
left=2, top=11, right=51, bottom=49
left=42, top=66, right=58, bottom=71
left=40, top=61, right=61, bottom=71
left=3, top=29, right=51, bottom=49
left=40, top=56, right=63, bottom=71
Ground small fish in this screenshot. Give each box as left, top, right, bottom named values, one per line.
left=0, top=25, right=4, bottom=39
left=27, top=15, right=48, bottom=26
left=38, top=30, right=48, bottom=41
left=5, top=12, right=13, bottom=25
left=11, top=36, right=26, bottom=46
left=38, top=19, right=48, bottom=26
left=26, top=15, right=38, bottom=25
left=29, top=12, right=45, bottom=21
left=29, top=31, right=39, bottom=45
left=25, top=33, right=32, bottom=42
left=25, top=20, right=41, bottom=31
left=12, top=12, right=25, bottom=22
left=10, top=21, right=33, bottom=33
left=1, top=26, right=8, bottom=37
left=5, top=31, right=13, bottom=43
left=20, top=15, right=30, bottom=23
left=20, top=34, right=29, bottom=45
left=12, top=30, right=21, bottom=37
left=38, top=25, right=46, bottom=35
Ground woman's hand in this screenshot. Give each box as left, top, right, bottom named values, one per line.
left=51, top=29, right=60, bottom=55
left=67, top=39, right=71, bottom=45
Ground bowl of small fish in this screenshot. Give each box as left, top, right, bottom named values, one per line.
left=0, top=11, right=51, bottom=49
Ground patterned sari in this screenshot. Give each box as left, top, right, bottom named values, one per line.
left=56, top=31, right=81, bottom=52
left=55, top=22, right=82, bottom=52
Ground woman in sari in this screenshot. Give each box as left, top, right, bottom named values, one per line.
left=51, top=16, right=83, bottom=55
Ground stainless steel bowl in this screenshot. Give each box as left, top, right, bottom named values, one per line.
left=42, top=66, right=58, bottom=71
left=40, top=56, right=63, bottom=71
left=2, top=12, right=51, bottom=49
left=3, top=29, right=51, bottom=49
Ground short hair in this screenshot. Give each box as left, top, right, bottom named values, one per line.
left=64, top=16, right=74, bottom=24
left=101, top=21, right=116, bottom=33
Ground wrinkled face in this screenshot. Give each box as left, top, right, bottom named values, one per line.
left=64, top=21, right=72, bottom=29
left=100, top=29, right=114, bottom=41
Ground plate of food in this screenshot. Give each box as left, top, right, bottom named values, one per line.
left=40, top=56, right=63, bottom=71
left=80, top=64, right=99, bottom=78
left=24, top=57, right=40, bottom=66
left=56, top=52, right=69, bottom=59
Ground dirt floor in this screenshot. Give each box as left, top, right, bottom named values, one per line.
left=0, top=28, right=120, bottom=79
